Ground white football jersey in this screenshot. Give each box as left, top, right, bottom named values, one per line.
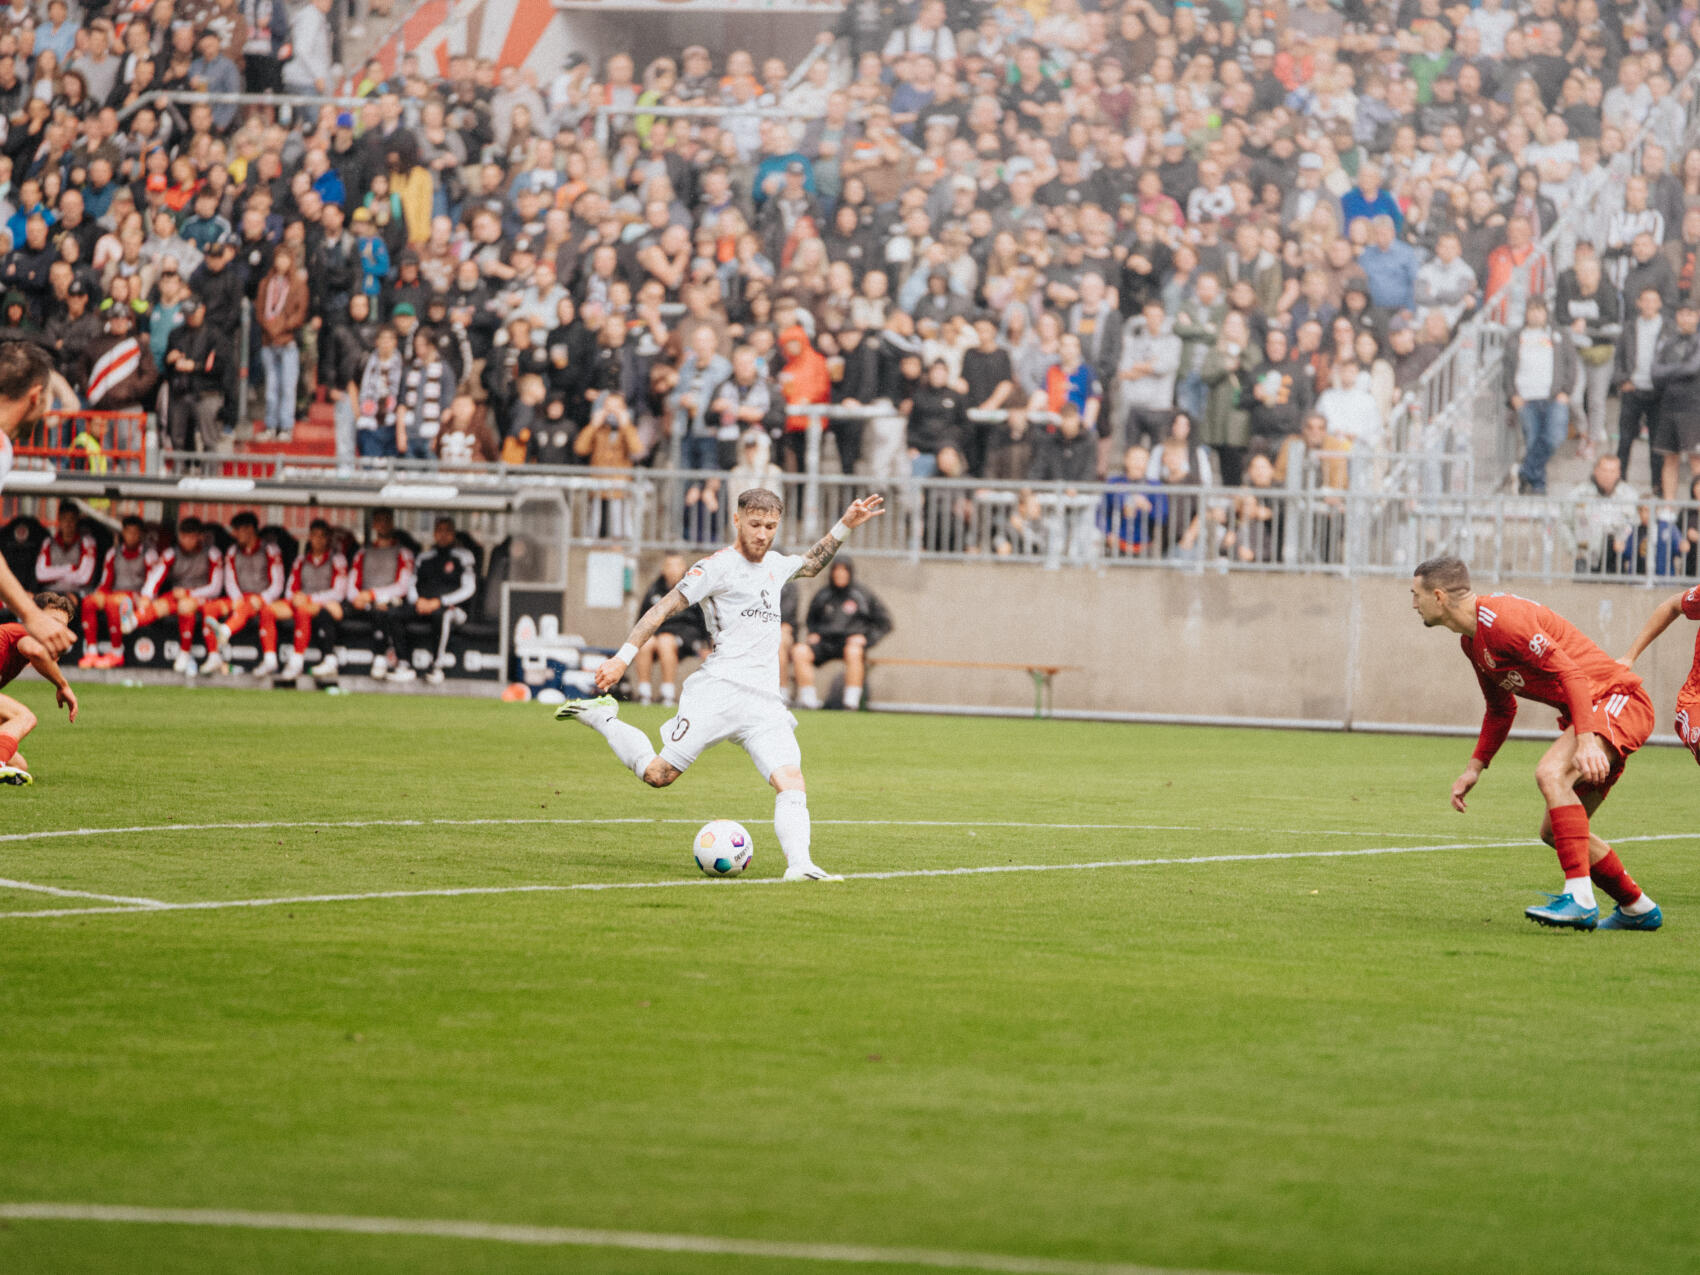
left=676, top=546, right=804, bottom=693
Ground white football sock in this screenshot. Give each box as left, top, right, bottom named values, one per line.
left=635, top=683, right=653, bottom=703
left=1563, top=876, right=1597, bottom=909
left=797, top=686, right=821, bottom=709
left=774, top=790, right=812, bottom=869
left=660, top=682, right=676, bottom=704
left=587, top=713, right=659, bottom=780
left=1623, top=892, right=1657, bottom=915
left=843, top=685, right=862, bottom=709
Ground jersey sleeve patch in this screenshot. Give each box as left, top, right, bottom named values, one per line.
left=1683, top=587, right=1700, bottom=620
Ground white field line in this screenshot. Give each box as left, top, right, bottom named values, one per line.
left=0, top=877, right=166, bottom=907
left=0, top=816, right=1490, bottom=846
left=0, top=1202, right=1255, bottom=1275
left=8, top=832, right=1695, bottom=923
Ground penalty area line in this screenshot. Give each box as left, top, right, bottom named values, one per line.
left=0, top=877, right=167, bottom=907
left=12, top=833, right=1698, bottom=922
left=0, top=1202, right=1260, bottom=1275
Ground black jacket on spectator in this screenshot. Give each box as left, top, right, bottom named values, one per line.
left=193, top=259, right=246, bottom=335
left=1623, top=255, right=1679, bottom=313
left=907, top=382, right=966, bottom=458
left=804, top=557, right=892, bottom=645
left=1613, top=313, right=1666, bottom=386
left=1031, top=427, right=1098, bottom=483
left=166, top=323, right=224, bottom=395
left=1651, top=328, right=1700, bottom=419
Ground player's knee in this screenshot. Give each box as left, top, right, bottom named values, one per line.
left=1534, top=757, right=1571, bottom=795
left=770, top=765, right=805, bottom=794
left=792, top=643, right=813, bottom=665
left=10, top=709, right=37, bottom=736
left=643, top=760, right=681, bottom=788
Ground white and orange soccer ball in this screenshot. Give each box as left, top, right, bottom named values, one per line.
left=693, top=820, right=754, bottom=877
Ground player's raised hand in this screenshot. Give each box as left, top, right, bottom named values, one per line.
left=841, top=494, right=885, bottom=529
left=57, top=685, right=77, bottom=724
left=594, top=656, right=628, bottom=693
left=1450, top=767, right=1481, bottom=812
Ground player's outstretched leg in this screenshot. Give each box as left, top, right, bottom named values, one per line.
left=556, top=695, right=665, bottom=782
left=772, top=776, right=841, bottom=881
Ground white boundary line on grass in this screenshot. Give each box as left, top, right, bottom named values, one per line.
left=0, top=815, right=1489, bottom=847
left=0, top=877, right=167, bottom=907
left=9, top=833, right=1695, bottom=923
left=0, top=1202, right=1258, bottom=1275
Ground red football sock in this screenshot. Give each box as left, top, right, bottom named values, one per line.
left=293, top=608, right=312, bottom=653
left=106, top=598, right=124, bottom=639
left=0, top=736, right=18, bottom=765
left=177, top=611, right=195, bottom=645
left=259, top=605, right=277, bottom=655
left=81, top=595, right=101, bottom=641
left=1590, top=851, right=1643, bottom=907
left=1549, top=803, right=1591, bottom=878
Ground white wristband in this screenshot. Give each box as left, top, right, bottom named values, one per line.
left=616, top=643, right=639, bottom=665
left=830, top=519, right=852, bottom=541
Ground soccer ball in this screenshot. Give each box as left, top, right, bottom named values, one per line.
left=693, top=820, right=754, bottom=877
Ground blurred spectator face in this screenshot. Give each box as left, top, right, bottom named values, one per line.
left=1678, top=306, right=1699, bottom=336
left=1123, top=445, right=1150, bottom=478
left=1593, top=455, right=1622, bottom=493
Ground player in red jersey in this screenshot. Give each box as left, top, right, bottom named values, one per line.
left=199, top=511, right=286, bottom=676
left=1619, top=582, right=1700, bottom=767
left=79, top=515, right=163, bottom=668
left=0, top=342, right=74, bottom=658
left=1412, top=556, right=1662, bottom=931
left=0, top=591, right=79, bottom=786
left=274, top=518, right=348, bottom=680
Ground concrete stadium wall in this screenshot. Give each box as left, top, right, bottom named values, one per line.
left=561, top=548, right=1699, bottom=738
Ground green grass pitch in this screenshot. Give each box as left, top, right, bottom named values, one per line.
left=0, top=686, right=1696, bottom=1275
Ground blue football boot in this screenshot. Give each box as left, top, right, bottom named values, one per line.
left=1598, top=903, right=1663, bottom=931
left=1525, top=892, right=1600, bottom=931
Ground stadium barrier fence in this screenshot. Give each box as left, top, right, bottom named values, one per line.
left=41, top=450, right=1696, bottom=588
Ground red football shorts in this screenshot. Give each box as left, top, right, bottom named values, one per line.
left=1560, top=684, right=1655, bottom=794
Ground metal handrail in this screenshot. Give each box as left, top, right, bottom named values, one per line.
left=115, top=90, right=370, bottom=125
left=1389, top=56, right=1700, bottom=484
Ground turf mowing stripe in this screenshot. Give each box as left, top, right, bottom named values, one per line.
left=0, top=817, right=1489, bottom=845
left=0, top=877, right=166, bottom=907
left=14, top=833, right=1698, bottom=922
left=0, top=1202, right=1259, bottom=1275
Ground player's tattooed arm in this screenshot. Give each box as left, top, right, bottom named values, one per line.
left=792, top=529, right=844, bottom=579
left=625, top=586, right=690, bottom=648
left=794, top=494, right=885, bottom=577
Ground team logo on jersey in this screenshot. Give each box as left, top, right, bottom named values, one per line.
left=1481, top=651, right=1496, bottom=669
left=1678, top=709, right=1698, bottom=746
left=1498, top=671, right=1526, bottom=691
left=1528, top=633, right=1550, bottom=656
left=739, top=589, right=781, bottom=623
left=686, top=567, right=704, bottom=580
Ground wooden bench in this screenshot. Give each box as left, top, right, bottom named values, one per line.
left=866, top=658, right=1083, bottom=719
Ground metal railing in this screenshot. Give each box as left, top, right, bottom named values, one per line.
left=106, top=450, right=1688, bottom=586
left=1387, top=57, right=1700, bottom=488
left=115, top=90, right=370, bottom=125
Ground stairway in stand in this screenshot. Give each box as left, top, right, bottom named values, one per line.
left=240, top=396, right=337, bottom=463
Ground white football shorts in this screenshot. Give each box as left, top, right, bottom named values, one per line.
left=659, top=672, right=802, bottom=780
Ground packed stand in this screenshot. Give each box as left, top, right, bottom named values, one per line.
left=2, top=0, right=1700, bottom=566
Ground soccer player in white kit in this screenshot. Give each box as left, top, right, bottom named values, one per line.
left=0, top=342, right=75, bottom=658
left=557, top=488, right=884, bottom=881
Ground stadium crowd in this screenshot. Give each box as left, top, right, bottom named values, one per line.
left=2, top=0, right=1700, bottom=568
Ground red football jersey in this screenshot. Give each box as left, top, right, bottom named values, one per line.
left=1679, top=585, right=1700, bottom=702
left=0, top=623, right=29, bottom=690
left=1462, top=593, right=1641, bottom=766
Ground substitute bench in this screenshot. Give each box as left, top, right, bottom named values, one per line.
left=866, top=658, right=1083, bottom=719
